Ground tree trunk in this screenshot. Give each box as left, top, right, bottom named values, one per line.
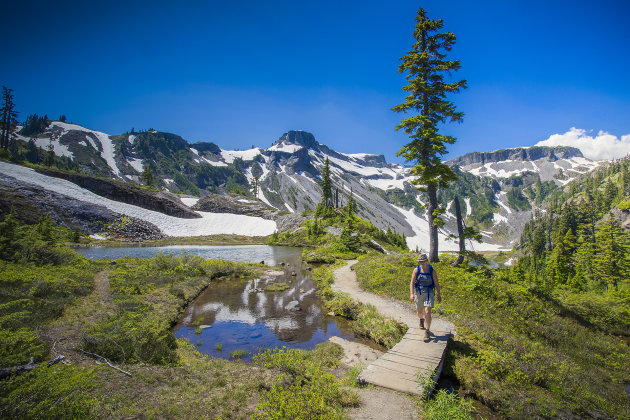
left=453, top=196, right=465, bottom=266
left=427, top=184, right=439, bottom=262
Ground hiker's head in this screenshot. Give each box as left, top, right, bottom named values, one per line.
left=418, top=253, right=428, bottom=264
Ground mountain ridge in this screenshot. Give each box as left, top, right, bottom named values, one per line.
left=7, top=121, right=607, bottom=249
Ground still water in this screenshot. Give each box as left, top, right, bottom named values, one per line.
left=76, top=245, right=376, bottom=361
left=75, top=244, right=299, bottom=265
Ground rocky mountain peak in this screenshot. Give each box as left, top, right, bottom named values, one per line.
left=274, top=130, right=319, bottom=150
left=447, top=146, right=584, bottom=167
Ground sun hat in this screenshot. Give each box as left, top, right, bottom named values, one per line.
left=418, top=253, right=428, bottom=263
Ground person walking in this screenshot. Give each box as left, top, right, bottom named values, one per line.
left=409, top=253, right=442, bottom=342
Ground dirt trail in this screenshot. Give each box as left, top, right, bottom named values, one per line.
left=331, top=260, right=454, bottom=420
left=332, top=260, right=452, bottom=332
left=42, top=270, right=115, bottom=364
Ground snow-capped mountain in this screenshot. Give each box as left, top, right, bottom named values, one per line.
left=10, top=122, right=606, bottom=249
left=447, top=146, right=602, bottom=185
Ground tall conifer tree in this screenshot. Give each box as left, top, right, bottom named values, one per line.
left=393, top=7, right=466, bottom=261
left=1, top=86, right=19, bottom=150
left=319, top=158, right=333, bottom=207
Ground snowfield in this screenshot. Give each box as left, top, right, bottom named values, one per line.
left=0, top=161, right=277, bottom=237
left=392, top=204, right=508, bottom=252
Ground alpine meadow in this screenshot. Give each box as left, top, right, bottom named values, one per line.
left=1, top=2, right=629, bottom=419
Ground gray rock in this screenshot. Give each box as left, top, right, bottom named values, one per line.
left=285, top=301, right=302, bottom=312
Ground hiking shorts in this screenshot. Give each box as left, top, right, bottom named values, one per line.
left=414, top=288, right=435, bottom=309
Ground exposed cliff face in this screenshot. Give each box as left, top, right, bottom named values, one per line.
left=35, top=168, right=200, bottom=219
left=447, top=146, right=584, bottom=167
left=0, top=177, right=115, bottom=234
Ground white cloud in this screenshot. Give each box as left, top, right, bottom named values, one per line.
left=535, top=128, right=630, bottom=161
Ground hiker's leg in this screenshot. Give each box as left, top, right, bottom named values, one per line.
left=424, top=306, right=432, bottom=331
left=416, top=307, right=424, bottom=321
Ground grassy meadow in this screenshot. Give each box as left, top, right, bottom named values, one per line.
left=354, top=253, right=630, bottom=418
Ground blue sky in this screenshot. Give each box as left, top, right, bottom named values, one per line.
left=2, top=0, right=629, bottom=162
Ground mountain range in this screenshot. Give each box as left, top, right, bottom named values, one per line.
left=5, top=121, right=605, bottom=250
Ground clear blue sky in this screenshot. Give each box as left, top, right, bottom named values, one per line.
left=2, top=0, right=629, bottom=163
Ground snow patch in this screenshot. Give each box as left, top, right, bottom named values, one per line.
left=90, top=130, right=120, bottom=177
left=0, top=161, right=277, bottom=237
left=180, top=197, right=199, bottom=207
left=128, top=158, right=144, bottom=173
left=221, top=148, right=261, bottom=163
left=34, top=137, right=73, bottom=159
left=268, top=144, right=303, bottom=153
left=391, top=204, right=506, bottom=252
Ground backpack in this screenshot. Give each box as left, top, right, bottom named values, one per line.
left=414, top=264, right=434, bottom=294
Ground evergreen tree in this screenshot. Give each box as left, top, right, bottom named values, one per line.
left=43, top=140, right=55, bottom=166
left=594, top=219, right=629, bottom=292
left=573, top=234, right=595, bottom=291
left=393, top=7, right=466, bottom=262
left=140, top=164, right=154, bottom=186
left=0, top=86, right=19, bottom=150
left=250, top=161, right=263, bottom=197
left=319, top=158, right=333, bottom=207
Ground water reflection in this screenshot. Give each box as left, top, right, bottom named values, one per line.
left=75, top=244, right=377, bottom=361
left=75, top=244, right=301, bottom=265
left=172, top=250, right=370, bottom=361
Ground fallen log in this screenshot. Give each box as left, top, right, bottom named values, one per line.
left=0, top=355, right=65, bottom=380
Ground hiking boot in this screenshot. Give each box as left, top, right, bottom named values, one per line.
left=423, top=329, right=431, bottom=342
left=419, top=319, right=425, bottom=330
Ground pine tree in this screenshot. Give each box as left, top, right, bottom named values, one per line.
left=0, top=86, right=19, bottom=150
left=393, top=7, right=466, bottom=262
left=319, top=158, right=333, bottom=207
left=250, top=161, right=263, bottom=197
left=594, top=219, right=629, bottom=292
left=140, top=164, right=154, bottom=186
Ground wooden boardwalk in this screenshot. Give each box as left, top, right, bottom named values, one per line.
left=332, top=261, right=453, bottom=396
left=358, top=326, right=451, bottom=395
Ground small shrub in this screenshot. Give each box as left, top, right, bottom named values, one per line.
left=424, top=389, right=474, bottom=420
left=230, top=349, right=249, bottom=360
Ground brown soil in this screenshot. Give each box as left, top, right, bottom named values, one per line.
left=41, top=270, right=115, bottom=365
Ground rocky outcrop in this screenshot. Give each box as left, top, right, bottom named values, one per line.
left=194, top=193, right=278, bottom=217
left=447, top=146, right=583, bottom=168
left=0, top=176, right=166, bottom=240
left=106, top=216, right=165, bottom=241
left=35, top=168, right=200, bottom=219
left=0, top=177, right=116, bottom=234
left=194, top=193, right=306, bottom=232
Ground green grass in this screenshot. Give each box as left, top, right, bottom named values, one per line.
left=311, top=261, right=406, bottom=348
left=264, top=282, right=290, bottom=292
left=230, top=349, right=249, bottom=359
left=252, top=342, right=359, bottom=419
left=83, top=253, right=254, bottom=365
left=354, top=253, right=630, bottom=419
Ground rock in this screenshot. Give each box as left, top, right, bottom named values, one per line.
left=35, top=167, right=200, bottom=219
left=107, top=216, right=165, bottom=242
left=328, top=336, right=384, bottom=367
left=327, top=311, right=335, bottom=316
left=291, top=271, right=296, bottom=276
left=285, top=301, right=302, bottom=312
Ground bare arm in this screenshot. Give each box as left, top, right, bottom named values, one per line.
left=409, top=267, right=417, bottom=300
left=433, top=270, right=442, bottom=303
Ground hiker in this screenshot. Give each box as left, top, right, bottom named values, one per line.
left=409, top=253, right=442, bottom=342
